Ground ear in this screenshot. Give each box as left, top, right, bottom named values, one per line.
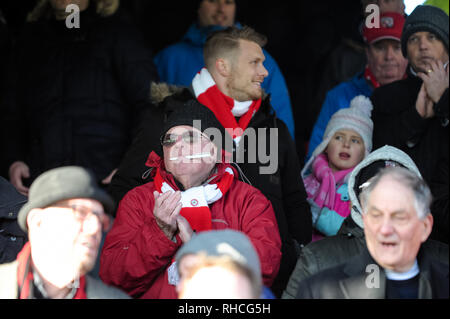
left=27, top=208, right=44, bottom=230
left=215, top=58, right=231, bottom=77
left=420, top=213, right=434, bottom=243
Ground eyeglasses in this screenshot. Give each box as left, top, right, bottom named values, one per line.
left=52, top=204, right=110, bottom=232
left=160, top=131, right=209, bottom=147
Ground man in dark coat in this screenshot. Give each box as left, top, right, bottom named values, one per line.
left=283, top=146, right=448, bottom=299
left=109, top=26, right=312, bottom=297
left=371, top=5, right=449, bottom=244
left=297, top=166, right=448, bottom=299
left=1, top=0, right=159, bottom=196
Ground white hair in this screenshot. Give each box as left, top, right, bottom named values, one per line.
left=359, top=166, right=432, bottom=220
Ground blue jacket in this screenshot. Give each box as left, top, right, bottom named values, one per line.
left=306, top=72, right=373, bottom=161
left=154, top=23, right=295, bottom=139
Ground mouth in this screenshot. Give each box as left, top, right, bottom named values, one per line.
left=380, top=241, right=398, bottom=249
left=339, top=152, right=351, bottom=160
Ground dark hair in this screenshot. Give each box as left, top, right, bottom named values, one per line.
left=203, top=26, right=267, bottom=69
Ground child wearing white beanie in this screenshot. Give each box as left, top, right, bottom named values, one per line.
left=302, top=95, right=374, bottom=241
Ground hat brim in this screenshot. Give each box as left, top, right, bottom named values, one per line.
left=18, top=188, right=115, bottom=232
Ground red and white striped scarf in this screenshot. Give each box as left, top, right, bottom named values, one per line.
left=192, top=68, right=262, bottom=146
left=153, top=163, right=235, bottom=233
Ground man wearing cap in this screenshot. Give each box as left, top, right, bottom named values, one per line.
left=371, top=5, right=449, bottom=243
left=0, top=166, right=129, bottom=299
left=307, top=12, right=408, bottom=161
left=296, top=166, right=449, bottom=299
left=99, top=100, right=281, bottom=299
left=175, top=229, right=263, bottom=299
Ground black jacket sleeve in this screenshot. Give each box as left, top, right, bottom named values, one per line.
left=279, top=120, right=312, bottom=246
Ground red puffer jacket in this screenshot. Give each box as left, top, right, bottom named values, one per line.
left=99, top=157, right=282, bottom=299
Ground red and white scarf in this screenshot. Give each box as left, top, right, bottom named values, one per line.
left=192, top=68, right=262, bottom=146
left=153, top=162, right=235, bottom=233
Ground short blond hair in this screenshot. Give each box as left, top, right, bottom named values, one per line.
left=203, top=26, right=267, bottom=70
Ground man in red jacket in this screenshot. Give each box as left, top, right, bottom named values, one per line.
left=99, top=100, right=282, bottom=299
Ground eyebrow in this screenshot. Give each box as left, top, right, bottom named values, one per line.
left=368, top=206, right=408, bottom=215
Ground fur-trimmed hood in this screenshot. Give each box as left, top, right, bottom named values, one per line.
left=150, top=82, right=270, bottom=108
left=27, top=0, right=120, bottom=22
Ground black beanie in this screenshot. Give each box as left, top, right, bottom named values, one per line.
left=402, top=5, right=449, bottom=57
left=161, top=98, right=235, bottom=154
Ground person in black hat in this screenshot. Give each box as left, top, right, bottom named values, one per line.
left=99, top=99, right=282, bottom=299
left=371, top=5, right=448, bottom=245
left=0, top=166, right=129, bottom=299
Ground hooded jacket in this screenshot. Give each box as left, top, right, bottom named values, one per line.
left=108, top=83, right=311, bottom=297
left=154, top=22, right=296, bottom=139
left=0, top=177, right=27, bottom=264
left=99, top=153, right=281, bottom=299
left=282, top=145, right=449, bottom=299
left=1, top=0, right=159, bottom=183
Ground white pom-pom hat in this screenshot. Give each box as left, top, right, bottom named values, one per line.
left=302, top=95, right=374, bottom=178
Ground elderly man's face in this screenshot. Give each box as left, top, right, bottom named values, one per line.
left=362, top=176, right=433, bottom=272
left=226, top=40, right=268, bottom=102
left=198, top=0, right=236, bottom=28
left=366, top=39, right=408, bottom=85
left=163, top=126, right=217, bottom=187
left=407, top=31, right=449, bottom=73
left=28, top=198, right=105, bottom=287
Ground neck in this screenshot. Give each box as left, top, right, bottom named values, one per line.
left=32, top=266, right=74, bottom=299
left=174, top=168, right=215, bottom=190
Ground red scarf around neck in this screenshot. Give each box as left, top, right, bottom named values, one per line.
left=16, top=242, right=87, bottom=299
left=192, top=68, right=261, bottom=143
left=150, top=152, right=235, bottom=233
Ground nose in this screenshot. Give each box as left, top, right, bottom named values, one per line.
left=260, top=63, right=269, bottom=78
left=384, top=45, right=395, bottom=61
left=418, top=37, right=430, bottom=51
left=379, top=217, right=395, bottom=237
left=80, top=214, right=102, bottom=235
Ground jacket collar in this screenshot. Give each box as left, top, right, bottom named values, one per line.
left=339, top=246, right=440, bottom=299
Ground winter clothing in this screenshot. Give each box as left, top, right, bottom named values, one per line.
left=296, top=246, right=449, bottom=299
left=99, top=153, right=282, bottom=299
left=371, top=70, right=449, bottom=188
left=282, top=146, right=448, bottom=299
left=307, top=73, right=373, bottom=161
left=401, top=5, right=449, bottom=57
left=18, top=166, right=115, bottom=232
left=0, top=177, right=27, bottom=264
left=108, top=84, right=311, bottom=297
left=154, top=23, right=296, bottom=139
left=303, top=154, right=353, bottom=237
left=302, top=96, right=373, bottom=237
left=0, top=242, right=129, bottom=299
left=0, top=2, right=159, bottom=184
left=175, top=229, right=262, bottom=292
left=192, top=68, right=262, bottom=145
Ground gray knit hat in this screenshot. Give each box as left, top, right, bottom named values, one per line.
left=18, top=166, right=115, bottom=231
left=302, top=95, right=374, bottom=178
left=175, top=229, right=262, bottom=289
left=402, top=5, right=449, bottom=57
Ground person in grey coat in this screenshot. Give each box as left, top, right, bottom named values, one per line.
left=0, top=166, right=129, bottom=299
left=283, top=145, right=448, bottom=298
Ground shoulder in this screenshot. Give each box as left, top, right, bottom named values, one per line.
left=371, top=77, right=421, bottom=112
left=85, top=276, right=130, bottom=299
